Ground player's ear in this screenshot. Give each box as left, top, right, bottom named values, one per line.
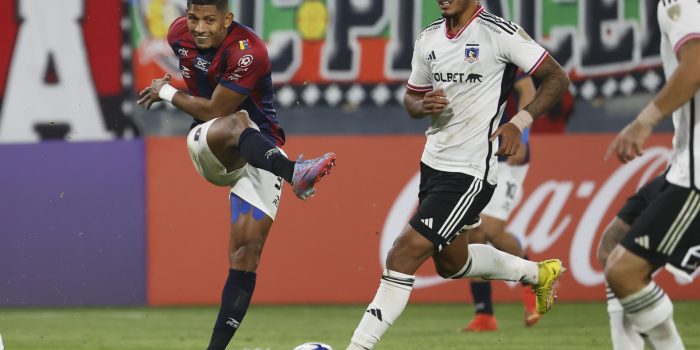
left=224, top=12, right=233, bottom=28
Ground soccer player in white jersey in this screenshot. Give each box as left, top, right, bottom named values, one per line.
left=604, top=1, right=700, bottom=349
left=345, top=1, right=570, bottom=349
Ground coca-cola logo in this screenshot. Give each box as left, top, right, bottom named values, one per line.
left=380, top=147, right=674, bottom=289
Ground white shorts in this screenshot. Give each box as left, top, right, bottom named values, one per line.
left=186, top=118, right=283, bottom=220
left=481, top=162, right=530, bottom=221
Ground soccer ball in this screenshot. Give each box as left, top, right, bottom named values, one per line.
left=293, top=342, right=333, bottom=350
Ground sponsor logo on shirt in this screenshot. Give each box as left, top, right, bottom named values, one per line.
left=226, top=73, right=243, bottom=81
left=195, top=57, right=210, bottom=72
left=177, top=48, right=189, bottom=57
left=433, top=72, right=482, bottom=83
left=181, top=66, right=191, bottom=79
left=238, top=54, right=254, bottom=68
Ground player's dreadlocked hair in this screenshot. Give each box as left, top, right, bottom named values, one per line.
left=187, top=0, right=228, bottom=10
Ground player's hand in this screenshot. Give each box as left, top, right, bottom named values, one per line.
left=506, top=143, right=527, bottom=165
left=421, top=89, right=449, bottom=115
left=490, top=122, right=522, bottom=156
left=137, top=73, right=171, bottom=110
left=605, top=119, right=652, bottom=163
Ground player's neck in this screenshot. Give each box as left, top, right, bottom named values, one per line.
left=446, top=2, right=480, bottom=35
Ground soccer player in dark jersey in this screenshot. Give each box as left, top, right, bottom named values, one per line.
left=604, top=1, right=700, bottom=348
left=136, top=1, right=335, bottom=349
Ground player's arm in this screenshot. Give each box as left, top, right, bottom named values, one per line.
left=647, top=40, right=700, bottom=123
left=403, top=90, right=448, bottom=119
left=138, top=77, right=245, bottom=121
left=507, top=76, right=536, bottom=164
left=524, top=56, right=570, bottom=120
left=169, top=84, right=246, bottom=121
left=606, top=40, right=700, bottom=163
left=491, top=57, right=569, bottom=156
left=515, top=76, right=536, bottom=111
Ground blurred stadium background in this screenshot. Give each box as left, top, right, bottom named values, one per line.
left=1, top=0, right=698, bottom=349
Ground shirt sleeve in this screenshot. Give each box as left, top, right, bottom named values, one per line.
left=219, top=41, right=269, bottom=95
left=660, top=1, right=700, bottom=54
left=406, top=34, right=433, bottom=93
left=493, top=22, right=549, bottom=76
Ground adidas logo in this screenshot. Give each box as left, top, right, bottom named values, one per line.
left=421, top=218, right=433, bottom=229
left=427, top=50, right=437, bottom=61
left=226, top=317, right=241, bottom=329
left=366, top=308, right=383, bottom=321
left=635, top=235, right=650, bottom=250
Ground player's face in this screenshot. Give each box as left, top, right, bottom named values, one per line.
left=186, top=5, right=233, bottom=49
left=436, top=0, right=472, bottom=18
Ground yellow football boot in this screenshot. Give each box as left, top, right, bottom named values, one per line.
left=533, top=259, right=565, bottom=314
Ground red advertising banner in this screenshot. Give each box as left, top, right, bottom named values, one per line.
left=146, top=134, right=698, bottom=305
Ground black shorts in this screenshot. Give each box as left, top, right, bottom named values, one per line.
left=409, top=163, right=495, bottom=251
left=617, top=175, right=666, bottom=225
left=621, top=180, right=700, bottom=279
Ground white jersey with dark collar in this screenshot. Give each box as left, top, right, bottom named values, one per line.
left=658, top=0, right=700, bottom=191
left=407, top=6, right=548, bottom=185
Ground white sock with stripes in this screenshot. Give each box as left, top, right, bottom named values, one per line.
left=620, top=282, right=685, bottom=350
left=606, top=285, right=645, bottom=349
left=347, top=270, right=415, bottom=350
left=449, top=244, right=539, bottom=284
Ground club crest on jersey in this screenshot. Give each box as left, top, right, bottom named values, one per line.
left=238, top=39, right=251, bottom=50
left=465, top=44, right=479, bottom=63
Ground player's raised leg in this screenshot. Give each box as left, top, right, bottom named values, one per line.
left=435, top=232, right=563, bottom=316
left=204, top=111, right=336, bottom=200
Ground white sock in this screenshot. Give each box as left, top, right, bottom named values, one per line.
left=347, top=270, right=415, bottom=350
left=606, top=285, right=644, bottom=349
left=449, top=244, right=539, bottom=284
left=620, top=282, right=685, bottom=350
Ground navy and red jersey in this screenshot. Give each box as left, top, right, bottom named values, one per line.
left=167, top=17, right=285, bottom=146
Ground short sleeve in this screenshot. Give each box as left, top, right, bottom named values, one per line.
left=660, top=1, right=700, bottom=54
left=406, top=36, right=433, bottom=93
left=493, top=23, right=549, bottom=76
left=219, top=40, right=269, bottom=95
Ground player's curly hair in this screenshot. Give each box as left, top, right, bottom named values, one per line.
left=187, top=0, right=228, bottom=10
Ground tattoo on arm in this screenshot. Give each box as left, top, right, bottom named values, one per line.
left=524, top=56, right=570, bottom=119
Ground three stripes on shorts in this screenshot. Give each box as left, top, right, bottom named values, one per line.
left=658, top=191, right=700, bottom=255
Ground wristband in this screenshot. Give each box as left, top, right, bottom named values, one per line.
left=158, top=84, right=178, bottom=103
left=637, top=102, right=663, bottom=128
left=510, top=110, right=534, bottom=132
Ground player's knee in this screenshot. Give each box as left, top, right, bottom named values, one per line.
left=468, top=229, right=487, bottom=244
left=604, top=255, right=633, bottom=287
left=229, top=241, right=264, bottom=269
left=385, top=233, right=433, bottom=272
left=213, top=111, right=256, bottom=145
left=434, top=264, right=457, bottom=279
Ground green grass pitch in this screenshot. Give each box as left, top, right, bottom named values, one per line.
left=1, top=301, right=699, bottom=349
